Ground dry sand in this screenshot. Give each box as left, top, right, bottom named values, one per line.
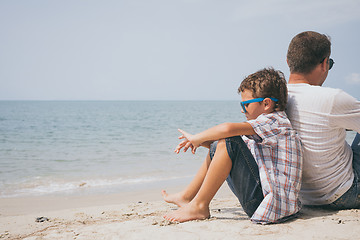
left=1, top=185, right=359, bottom=240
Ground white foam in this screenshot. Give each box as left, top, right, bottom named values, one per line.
left=0, top=174, right=194, bottom=198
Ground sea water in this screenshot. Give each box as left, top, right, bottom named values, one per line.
left=0, top=101, right=245, bottom=197
left=0, top=101, right=357, bottom=198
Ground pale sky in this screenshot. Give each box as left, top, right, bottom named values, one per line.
left=1, top=0, right=359, bottom=100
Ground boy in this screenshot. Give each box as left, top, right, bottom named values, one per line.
left=162, top=68, right=303, bottom=224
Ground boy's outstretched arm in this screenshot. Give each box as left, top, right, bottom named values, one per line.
left=174, top=138, right=213, bottom=154
left=177, top=122, right=256, bottom=154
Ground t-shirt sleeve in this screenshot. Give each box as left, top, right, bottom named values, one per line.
left=247, top=114, right=281, bottom=146
left=329, top=90, right=360, bottom=133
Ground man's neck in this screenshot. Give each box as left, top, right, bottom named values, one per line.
left=288, top=64, right=326, bottom=86
left=288, top=73, right=311, bottom=84
left=288, top=72, right=325, bottom=86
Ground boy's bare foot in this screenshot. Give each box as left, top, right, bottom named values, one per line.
left=161, top=190, right=191, bottom=207
left=163, top=201, right=210, bottom=223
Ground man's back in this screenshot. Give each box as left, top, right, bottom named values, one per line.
left=286, top=83, right=360, bottom=205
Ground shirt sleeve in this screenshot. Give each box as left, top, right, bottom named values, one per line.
left=329, top=90, right=360, bottom=133
left=247, top=113, right=281, bottom=146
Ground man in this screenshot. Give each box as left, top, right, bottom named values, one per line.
left=286, top=31, right=360, bottom=208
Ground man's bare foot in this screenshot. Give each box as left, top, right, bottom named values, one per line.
left=161, top=190, right=191, bottom=207
left=163, top=201, right=210, bottom=223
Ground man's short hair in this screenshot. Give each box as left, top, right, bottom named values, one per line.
left=287, top=31, right=331, bottom=74
left=238, top=68, right=287, bottom=111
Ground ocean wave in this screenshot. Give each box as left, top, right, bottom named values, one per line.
left=0, top=174, right=194, bottom=198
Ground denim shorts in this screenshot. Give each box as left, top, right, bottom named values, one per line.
left=322, top=133, right=360, bottom=209
left=209, top=136, right=264, bottom=218
left=325, top=172, right=360, bottom=209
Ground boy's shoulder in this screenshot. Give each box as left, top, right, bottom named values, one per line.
left=246, top=111, right=296, bottom=145
left=248, top=111, right=295, bottom=137
left=250, top=111, right=290, bottom=126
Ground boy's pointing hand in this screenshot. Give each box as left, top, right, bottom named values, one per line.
left=175, top=129, right=199, bottom=154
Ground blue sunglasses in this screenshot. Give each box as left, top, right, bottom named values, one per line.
left=240, top=97, right=279, bottom=113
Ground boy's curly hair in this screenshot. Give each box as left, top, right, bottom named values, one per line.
left=238, top=68, right=287, bottom=111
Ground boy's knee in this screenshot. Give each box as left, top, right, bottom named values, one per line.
left=217, top=139, right=226, bottom=147
left=210, top=139, right=227, bottom=160
left=216, top=139, right=228, bottom=152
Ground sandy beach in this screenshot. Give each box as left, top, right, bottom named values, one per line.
left=1, top=185, right=359, bottom=240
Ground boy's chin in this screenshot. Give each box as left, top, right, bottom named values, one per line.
left=246, top=113, right=263, bottom=121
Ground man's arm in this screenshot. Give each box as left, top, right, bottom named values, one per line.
left=331, top=91, right=360, bottom=133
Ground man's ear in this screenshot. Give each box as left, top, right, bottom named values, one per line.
left=320, top=57, right=328, bottom=72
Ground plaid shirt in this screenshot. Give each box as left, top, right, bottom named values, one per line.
left=243, top=111, right=303, bottom=224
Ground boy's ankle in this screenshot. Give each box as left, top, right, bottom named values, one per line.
left=181, top=191, right=195, bottom=202
left=190, top=199, right=210, bottom=211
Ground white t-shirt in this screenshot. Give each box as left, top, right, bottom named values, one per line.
left=286, top=83, right=360, bottom=205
